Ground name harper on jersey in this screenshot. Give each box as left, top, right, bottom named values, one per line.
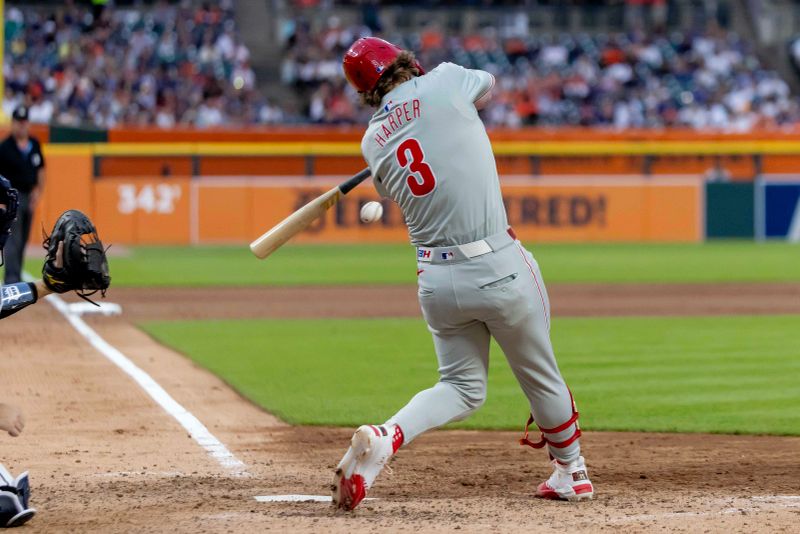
left=373, top=99, right=421, bottom=148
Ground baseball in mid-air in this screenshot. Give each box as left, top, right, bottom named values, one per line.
left=360, top=201, right=383, bottom=223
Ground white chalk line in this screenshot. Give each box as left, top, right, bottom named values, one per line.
left=253, top=494, right=800, bottom=512
left=41, top=289, right=249, bottom=476
left=94, top=471, right=188, bottom=478
left=608, top=495, right=800, bottom=523
left=254, top=495, right=378, bottom=503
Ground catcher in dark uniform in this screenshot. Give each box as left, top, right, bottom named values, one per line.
left=0, top=175, right=110, bottom=527
left=0, top=175, right=110, bottom=318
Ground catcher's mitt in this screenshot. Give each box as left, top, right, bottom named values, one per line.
left=42, top=210, right=110, bottom=304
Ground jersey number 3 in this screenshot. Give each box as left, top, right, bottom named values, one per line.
left=396, top=138, right=437, bottom=197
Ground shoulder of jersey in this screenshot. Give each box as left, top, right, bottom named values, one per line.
left=427, top=62, right=460, bottom=77
left=413, top=62, right=459, bottom=93
left=360, top=130, right=373, bottom=154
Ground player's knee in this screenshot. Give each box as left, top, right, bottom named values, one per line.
left=447, top=379, right=486, bottom=413
left=465, top=386, right=486, bottom=412
left=462, top=395, right=484, bottom=415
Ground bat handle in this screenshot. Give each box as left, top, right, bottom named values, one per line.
left=339, top=168, right=371, bottom=195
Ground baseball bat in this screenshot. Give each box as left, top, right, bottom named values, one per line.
left=249, top=167, right=372, bottom=259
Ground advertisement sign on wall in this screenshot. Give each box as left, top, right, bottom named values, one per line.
left=29, top=152, right=704, bottom=245
left=196, top=178, right=701, bottom=245
left=762, top=183, right=800, bottom=241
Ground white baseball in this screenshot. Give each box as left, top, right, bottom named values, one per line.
left=360, top=201, right=383, bottom=223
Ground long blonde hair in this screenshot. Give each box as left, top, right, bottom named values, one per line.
left=361, top=51, right=422, bottom=108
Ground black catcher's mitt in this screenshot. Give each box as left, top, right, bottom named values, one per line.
left=42, top=210, right=110, bottom=303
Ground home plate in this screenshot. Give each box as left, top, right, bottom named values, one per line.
left=255, top=495, right=377, bottom=503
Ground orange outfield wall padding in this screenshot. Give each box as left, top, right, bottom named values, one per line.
left=29, top=144, right=704, bottom=246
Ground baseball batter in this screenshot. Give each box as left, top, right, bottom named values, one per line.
left=332, top=38, right=593, bottom=510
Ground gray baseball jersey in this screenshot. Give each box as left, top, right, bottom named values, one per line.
left=361, top=62, right=508, bottom=247
left=360, top=62, right=583, bottom=465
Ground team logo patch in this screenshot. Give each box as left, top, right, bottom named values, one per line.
left=32, top=154, right=42, bottom=167
left=1, top=284, right=29, bottom=304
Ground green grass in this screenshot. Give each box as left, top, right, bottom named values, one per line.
left=142, top=315, right=800, bottom=435
left=109, top=241, right=800, bottom=287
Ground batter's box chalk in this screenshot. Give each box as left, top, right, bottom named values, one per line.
left=254, top=495, right=377, bottom=503
left=67, top=301, right=122, bottom=316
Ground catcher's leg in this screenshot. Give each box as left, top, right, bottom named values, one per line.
left=0, top=463, right=35, bottom=527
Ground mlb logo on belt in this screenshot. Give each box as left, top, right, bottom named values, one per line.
left=441, top=251, right=454, bottom=260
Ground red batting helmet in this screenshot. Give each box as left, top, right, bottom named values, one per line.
left=342, top=37, right=424, bottom=93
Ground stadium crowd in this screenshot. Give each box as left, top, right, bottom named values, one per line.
left=283, top=16, right=799, bottom=130
left=4, top=1, right=800, bottom=130
left=4, top=1, right=286, bottom=128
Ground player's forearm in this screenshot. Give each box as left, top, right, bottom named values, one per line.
left=0, top=282, right=39, bottom=319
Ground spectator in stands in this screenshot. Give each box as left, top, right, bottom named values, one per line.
left=277, top=11, right=800, bottom=130
left=4, top=0, right=269, bottom=128
left=5, top=0, right=800, bottom=130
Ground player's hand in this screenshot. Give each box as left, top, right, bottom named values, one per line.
left=42, top=210, right=111, bottom=303
left=0, top=403, right=25, bottom=437
left=54, top=240, right=64, bottom=268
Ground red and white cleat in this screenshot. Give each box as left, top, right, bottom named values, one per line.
left=535, top=455, right=594, bottom=502
left=331, top=424, right=403, bottom=511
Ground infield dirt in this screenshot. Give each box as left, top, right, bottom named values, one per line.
left=1, top=283, right=798, bottom=532
left=108, top=282, right=800, bottom=321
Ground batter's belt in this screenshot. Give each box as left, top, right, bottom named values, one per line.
left=416, top=228, right=517, bottom=264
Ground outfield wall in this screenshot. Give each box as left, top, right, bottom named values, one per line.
left=87, top=176, right=702, bottom=244
left=28, top=141, right=800, bottom=245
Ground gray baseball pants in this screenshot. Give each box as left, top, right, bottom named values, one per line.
left=387, top=229, right=581, bottom=463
